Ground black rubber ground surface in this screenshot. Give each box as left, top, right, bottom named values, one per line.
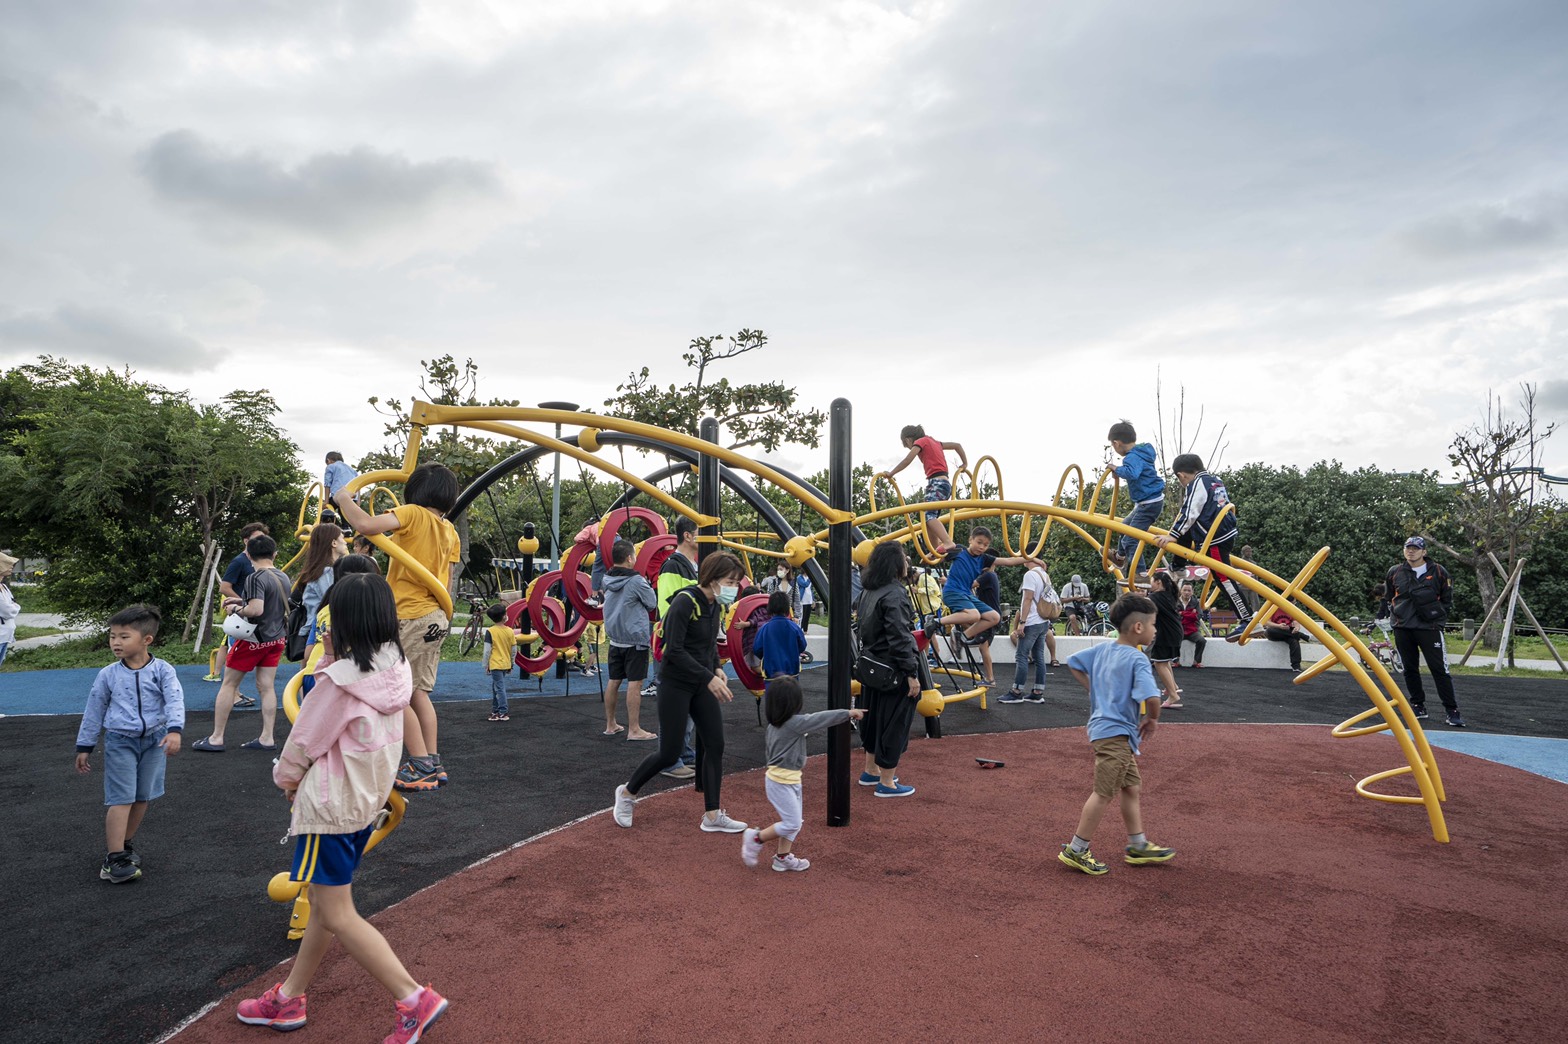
left=13, top=666, right=1567, bottom=1044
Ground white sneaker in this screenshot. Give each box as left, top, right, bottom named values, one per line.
left=772, top=853, right=810, bottom=872
left=613, top=784, right=635, bottom=828
left=700, top=809, right=748, bottom=833
left=740, top=828, right=763, bottom=867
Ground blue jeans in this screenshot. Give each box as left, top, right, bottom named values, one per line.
left=0, top=641, right=8, bottom=668
left=489, top=668, right=509, bottom=714
left=1013, top=623, right=1049, bottom=689
left=1117, top=499, right=1164, bottom=561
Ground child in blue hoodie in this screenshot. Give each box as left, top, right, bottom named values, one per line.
left=1108, top=421, right=1166, bottom=569
left=74, top=605, right=185, bottom=884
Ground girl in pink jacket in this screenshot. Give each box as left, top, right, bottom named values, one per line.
left=237, top=573, right=450, bottom=1043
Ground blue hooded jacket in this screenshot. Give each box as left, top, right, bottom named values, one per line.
left=1114, top=442, right=1165, bottom=503
left=76, top=658, right=186, bottom=751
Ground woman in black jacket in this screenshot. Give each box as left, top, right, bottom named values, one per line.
left=613, top=551, right=752, bottom=831
left=1380, top=537, right=1465, bottom=727
left=856, top=542, right=923, bottom=797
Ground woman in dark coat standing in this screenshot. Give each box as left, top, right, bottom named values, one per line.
left=613, top=551, right=752, bottom=831
left=856, top=542, right=923, bottom=798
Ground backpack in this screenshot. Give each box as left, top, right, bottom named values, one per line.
left=283, top=572, right=310, bottom=662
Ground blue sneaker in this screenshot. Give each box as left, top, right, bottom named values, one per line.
left=858, top=772, right=898, bottom=787
left=874, top=782, right=916, bottom=798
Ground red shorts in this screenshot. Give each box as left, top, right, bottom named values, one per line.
left=227, top=638, right=284, bottom=673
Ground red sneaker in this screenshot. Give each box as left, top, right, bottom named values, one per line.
left=237, top=982, right=307, bottom=1031
left=385, top=985, right=449, bottom=1044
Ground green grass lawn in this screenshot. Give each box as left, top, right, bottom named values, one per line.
left=1446, top=632, right=1566, bottom=662
left=11, top=625, right=67, bottom=641
left=8, top=584, right=55, bottom=614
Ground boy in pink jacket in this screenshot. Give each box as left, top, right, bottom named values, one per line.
left=237, top=574, right=450, bottom=1044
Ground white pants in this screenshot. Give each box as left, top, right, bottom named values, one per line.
left=765, top=778, right=803, bottom=841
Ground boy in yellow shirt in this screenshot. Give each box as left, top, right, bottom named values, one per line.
left=483, top=604, right=519, bottom=722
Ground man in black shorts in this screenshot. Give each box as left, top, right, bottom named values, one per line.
left=602, top=539, right=659, bottom=740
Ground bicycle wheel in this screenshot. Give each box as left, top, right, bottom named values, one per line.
left=1385, top=648, right=1404, bottom=674
left=460, top=613, right=483, bottom=656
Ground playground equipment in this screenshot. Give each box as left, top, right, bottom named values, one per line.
left=279, top=401, right=1453, bottom=858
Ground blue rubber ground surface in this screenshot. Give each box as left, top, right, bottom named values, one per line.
left=1423, top=732, right=1568, bottom=783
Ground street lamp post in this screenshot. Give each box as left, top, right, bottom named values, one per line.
left=538, top=400, right=579, bottom=570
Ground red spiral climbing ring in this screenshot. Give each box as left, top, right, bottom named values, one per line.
left=504, top=598, right=562, bottom=674
left=724, top=592, right=769, bottom=694
left=560, top=540, right=603, bottom=622
left=526, top=571, right=591, bottom=649
left=634, top=534, right=678, bottom=587
left=598, top=507, right=668, bottom=564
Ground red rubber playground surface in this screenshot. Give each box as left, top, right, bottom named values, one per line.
left=176, top=724, right=1568, bottom=1043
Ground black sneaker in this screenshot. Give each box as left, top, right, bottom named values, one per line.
left=100, top=851, right=141, bottom=884
left=921, top=619, right=944, bottom=644
left=124, top=841, right=141, bottom=868
left=997, top=689, right=1027, bottom=704
left=1412, top=706, right=1429, bottom=721
left=1445, top=710, right=1467, bottom=728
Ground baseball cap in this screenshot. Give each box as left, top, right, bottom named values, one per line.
left=1404, top=536, right=1426, bottom=549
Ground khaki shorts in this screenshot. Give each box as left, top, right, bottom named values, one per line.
left=399, top=609, right=450, bottom=693
left=1091, top=735, right=1141, bottom=798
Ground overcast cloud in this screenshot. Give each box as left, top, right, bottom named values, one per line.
left=2, top=0, right=1565, bottom=505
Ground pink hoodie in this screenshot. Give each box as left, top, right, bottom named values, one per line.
left=274, top=644, right=412, bottom=835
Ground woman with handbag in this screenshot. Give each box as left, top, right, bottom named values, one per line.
left=855, top=542, right=923, bottom=798
left=1379, top=537, right=1466, bottom=727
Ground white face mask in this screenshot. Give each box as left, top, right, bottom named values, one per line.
left=777, top=569, right=787, bottom=578
left=717, top=584, right=739, bottom=605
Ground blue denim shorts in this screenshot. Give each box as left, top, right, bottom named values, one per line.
left=942, top=588, right=990, bottom=616
left=923, top=474, right=951, bottom=520
left=290, top=823, right=377, bottom=887
left=102, top=729, right=167, bottom=806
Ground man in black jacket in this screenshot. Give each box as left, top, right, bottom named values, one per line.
left=1380, top=537, right=1466, bottom=727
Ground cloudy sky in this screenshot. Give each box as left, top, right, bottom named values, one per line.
left=3, top=0, right=1566, bottom=506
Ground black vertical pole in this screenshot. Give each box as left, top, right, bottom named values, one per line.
left=698, top=417, right=720, bottom=563
left=827, top=398, right=852, bottom=827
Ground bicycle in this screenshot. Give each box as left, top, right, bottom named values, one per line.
left=1359, top=620, right=1403, bottom=674
left=1083, top=600, right=1115, bottom=637
left=457, top=587, right=491, bottom=656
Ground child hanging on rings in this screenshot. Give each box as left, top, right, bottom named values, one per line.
left=1155, top=453, right=1253, bottom=639
left=879, top=424, right=967, bottom=554
left=236, top=572, right=449, bottom=1041
left=334, top=462, right=461, bottom=792
left=741, top=676, right=864, bottom=873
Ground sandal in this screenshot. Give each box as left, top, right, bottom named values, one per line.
left=602, top=725, right=626, bottom=736
left=239, top=739, right=277, bottom=751
left=1049, top=660, right=1063, bottom=668
left=234, top=695, right=257, bottom=708
left=1161, top=698, right=1184, bottom=709
left=191, top=738, right=225, bottom=752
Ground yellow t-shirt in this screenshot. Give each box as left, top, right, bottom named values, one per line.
left=486, top=623, right=517, bottom=671
left=386, top=505, right=460, bottom=620
left=766, top=766, right=804, bottom=785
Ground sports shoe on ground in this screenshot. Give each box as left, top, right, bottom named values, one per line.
left=1412, top=706, right=1429, bottom=721
left=1026, top=690, right=1046, bottom=703
left=393, top=761, right=440, bottom=793
left=100, top=851, right=141, bottom=884
left=700, top=810, right=748, bottom=833
left=740, top=828, right=763, bottom=868
left=873, top=782, right=916, bottom=798
left=237, top=982, right=307, bottom=1031
left=997, top=689, right=1028, bottom=704
left=857, top=771, right=899, bottom=787
left=612, top=784, right=635, bottom=828
left=432, top=758, right=449, bottom=786
left=385, top=985, right=448, bottom=1044
left=641, top=683, right=659, bottom=698
left=1125, top=841, right=1176, bottom=865
left=1058, top=845, right=1108, bottom=876
left=660, top=763, right=696, bottom=779
left=124, top=841, right=141, bottom=867
left=1445, top=710, right=1467, bottom=728
left=487, top=712, right=502, bottom=722
left=1110, top=551, right=1127, bottom=567
left=772, top=853, right=810, bottom=872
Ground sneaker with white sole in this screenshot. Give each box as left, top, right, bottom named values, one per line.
left=612, top=784, right=635, bottom=828
left=997, top=690, right=1028, bottom=704
left=700, top=809, right=748, bottom=833
left=772, top=853, right=811, bottom=872
left=740, top=828, right=763, bottom=867
left=857, top=771, right=898, bottom=787
left=237, top=982, right=307, bottom=1031
left=660, top=763, right=696, bottom=779
left=873, top=782, right=916, bottom=798
left=1026, top=690, right=1046, bottom=703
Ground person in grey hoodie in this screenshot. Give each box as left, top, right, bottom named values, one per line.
left=740, top=676, right=864, bottom=872
left=601, top=539, right=659, bottom=740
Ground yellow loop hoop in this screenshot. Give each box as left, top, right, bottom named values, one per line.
left=1089, top=467, right=1121, bottom=571
left=1332, top=705, right=1394, bottom=739
left=1354, top=765, right=1427, bottom=805
left=868, top=472, right=942, bottom=564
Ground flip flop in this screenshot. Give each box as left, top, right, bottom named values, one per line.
left=1161, top=699, right=1184, bottom=709
left=191, top=738, right=225, bottom=752
left=627, top=733, right=658, bottom=741
left=603, top=725, right=626, bottom=736
left=240, top=739, right=277, bottom=751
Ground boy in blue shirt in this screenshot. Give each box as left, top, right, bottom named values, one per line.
left=74, top=604, right=185, bottom=884
left=1107, top=421, right=1166, bottom=569
left=1058, top=593, right=1175, bottom=875
left=921, top=526, right=1039, bottom=647
left=322, top=451, right=359, bottom=501
left=754, top=591, right=807, bottom=678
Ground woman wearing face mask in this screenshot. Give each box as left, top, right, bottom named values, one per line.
left=760, top=564, right=789, bottom=597
left=613, top=551, right=751, bottom=833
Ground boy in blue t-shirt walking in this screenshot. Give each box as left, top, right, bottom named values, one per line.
left=921, top=526, right=1039, bottom=646
left=754, top=591, right=807, bottom=679
left=1107, top=420, right=1166, bottom=569
left=1058, top=593, right=1176, bottom=875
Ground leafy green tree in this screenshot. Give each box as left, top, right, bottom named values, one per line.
left=602, top=330, right=827, bottom=452
left=0, top=358, right=304, bottom=630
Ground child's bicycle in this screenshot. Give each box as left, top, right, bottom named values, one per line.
left=456, top=587, right=491, bottom=656
left=1082, top=600, right=1115, bottom=637
left=1359, top=620, right=1403, bottom=674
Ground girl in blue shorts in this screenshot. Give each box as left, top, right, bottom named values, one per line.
left=879, top=424, right=968, bottom=554
left=237, top=573, right=449, bottom=1043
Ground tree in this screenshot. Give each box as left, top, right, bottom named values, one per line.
left=602, top=330, right=827, bottom=452
left=1152, top=368, right=1230, bottom=477
left=0, top=358, right=304, bottom=629
left=1422, top=385, right=1561, bottom=647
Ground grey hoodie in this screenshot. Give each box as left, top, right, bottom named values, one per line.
left=602, top=566, right=657, bottom=647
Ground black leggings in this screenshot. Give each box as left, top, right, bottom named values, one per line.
left=1393, top=627, right=1458, bottom=713
left=627, top=680, right=725, bottom=811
